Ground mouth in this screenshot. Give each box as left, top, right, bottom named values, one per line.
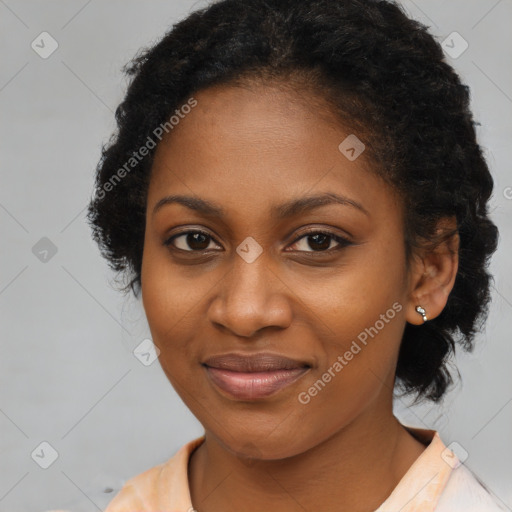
left=202, top=352, right=311, bottom=400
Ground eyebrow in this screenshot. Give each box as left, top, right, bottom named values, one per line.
left=152, top=192, right=370, bottom=219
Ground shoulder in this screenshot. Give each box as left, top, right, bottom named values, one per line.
left=436, top=463, right=508, bottom=511
left=104, top=435, right=205, bottom=511
left=103, top=463, right=165, bottom=510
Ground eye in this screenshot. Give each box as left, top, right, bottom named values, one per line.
left=164, top=230, right=221, bottom=252
left=163, top=228, right=353, bottom=254
left=287, top=229, right=353, bottom=253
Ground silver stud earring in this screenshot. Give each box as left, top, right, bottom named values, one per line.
left=415, top=305, right=428, bottom=322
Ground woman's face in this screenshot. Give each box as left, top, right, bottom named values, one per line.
left=141, top=82, right=416, bottom=459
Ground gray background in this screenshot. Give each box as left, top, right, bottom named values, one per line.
left=1, top=1, right=511, bottom=510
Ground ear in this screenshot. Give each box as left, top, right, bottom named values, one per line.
left=405, top=216, right=459, bottom=325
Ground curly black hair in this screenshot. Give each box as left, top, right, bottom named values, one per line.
left=86, top=0, right=499, bottom=404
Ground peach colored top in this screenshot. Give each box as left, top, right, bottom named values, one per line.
left=104, top=426, right=506, bottom=511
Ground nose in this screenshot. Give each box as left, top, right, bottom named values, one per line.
left=207, top=252, right=293, bottom=338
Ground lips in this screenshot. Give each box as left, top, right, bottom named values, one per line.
left=202, top=352, right=311, bottom=400
left=203, top=352, right=309, bottom=372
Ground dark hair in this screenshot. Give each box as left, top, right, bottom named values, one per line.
left=86, top=0, right=499, bottom=404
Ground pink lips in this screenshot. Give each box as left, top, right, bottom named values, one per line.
left=202, top=352, right=311, bottom=400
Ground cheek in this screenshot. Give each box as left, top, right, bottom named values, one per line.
left=302, top=245, right=406, bottom=342
left=293, top=305, right=405, bottom=448
left=141, top=243, right=222, bottom=378
left=291, top=248, right=406, bottom=419
left=141, top=244, right=194, bottom=354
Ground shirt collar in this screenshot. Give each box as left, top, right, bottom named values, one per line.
left=375, top=425, right=457, bottom=512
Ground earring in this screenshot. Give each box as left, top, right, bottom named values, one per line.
left=415, top=305, right=428, bottom=322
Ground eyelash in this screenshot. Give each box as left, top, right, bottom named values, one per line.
left=163, top=228, right=353, bottom=255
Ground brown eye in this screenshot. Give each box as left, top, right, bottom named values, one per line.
left=288, top=230, right=352, bottom=253
left=164, top=230, right=221, bottom=252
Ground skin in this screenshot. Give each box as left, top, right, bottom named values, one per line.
left=141, top=81, right=459, bottom=512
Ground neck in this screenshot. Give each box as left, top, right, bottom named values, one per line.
left=188, top=404, right=427, bottom=512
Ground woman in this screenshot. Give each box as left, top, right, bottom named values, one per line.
left=86, top=0, right=504, bottom=510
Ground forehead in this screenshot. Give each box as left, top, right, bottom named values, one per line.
left=147, top=83, right=399, bottom=223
